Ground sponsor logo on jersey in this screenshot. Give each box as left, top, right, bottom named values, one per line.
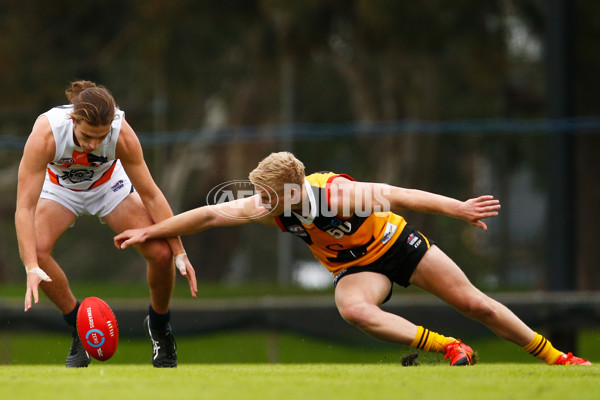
left=381, top=222, right=397, bottom=244
left=407, top=232, right=421, bottom=248
left=111, top=180, right=125, bottom=192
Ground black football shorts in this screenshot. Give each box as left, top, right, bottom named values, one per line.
left=333, top=224, right=433, bottom=302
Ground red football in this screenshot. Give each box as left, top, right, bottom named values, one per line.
left=76, top=297, right=119, bottom=361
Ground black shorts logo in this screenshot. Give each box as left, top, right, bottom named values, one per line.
left=406, top=232, right=422, bottom=248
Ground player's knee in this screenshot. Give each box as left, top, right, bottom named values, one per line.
left=461, top=296, right=498, bottom=322
left=35, top=243, right=53, bottom=265
left=143, top=240, right=173, bottom=267
left=338, top=302, right=375, bottom=329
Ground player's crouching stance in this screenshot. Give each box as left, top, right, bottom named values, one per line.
left=114, top=151, right=591, bottom=366
left=16, top=81, right=197, bottom=367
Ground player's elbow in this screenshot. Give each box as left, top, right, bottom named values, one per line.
left=190, top=206, right=223, bottom=231
left=387, top=187, right=413, bottom=212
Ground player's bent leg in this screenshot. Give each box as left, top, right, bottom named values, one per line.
left=409, top=246, right=592, bottom=365
left=103, top=192, right=175, bottom=312
left=410, top=245, right=535, bottom=346
left=138, top=238, right=175, bottom=313
left=103, top=192, right=177, bottom=367
left=35, top=199, right=79, bottom=314
left=35, top=199, right=90, bottom=367
left=335, top=272, right=476, bottom=366
left=335, top=272, right=418, bottom=344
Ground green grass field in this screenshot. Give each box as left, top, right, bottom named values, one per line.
left=1, top=331, right=599, bottom=399
left=1, top=284, right=598, bottom=399
left=1, top=363, right=599, bottom=400
left=2, top=329, right=599, bottom=365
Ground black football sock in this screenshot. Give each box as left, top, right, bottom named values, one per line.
left=62, top=301, right=80, bottom=329
left=148, top=305, right=171, bottom=331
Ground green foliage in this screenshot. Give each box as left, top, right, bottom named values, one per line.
left=2, top=0, right=599, bottom=291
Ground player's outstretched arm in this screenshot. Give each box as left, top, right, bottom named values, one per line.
left=385, top=185, right=501, bottom=230
left=454, top=195, right=502, bottom=230
left=114, top=194, right=271, bottom=249
left=329, top=177, right=500, bottom=230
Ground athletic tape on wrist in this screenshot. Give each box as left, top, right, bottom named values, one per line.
left=25, top=262, right=39, bottom=273
left=174, top=252, right=187, bottom=273
left=25, top=264, right=51, bottom=281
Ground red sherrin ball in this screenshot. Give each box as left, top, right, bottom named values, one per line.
left=76, top=297, right=119, bottom=361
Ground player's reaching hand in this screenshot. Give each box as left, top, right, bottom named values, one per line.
left=173, top=252, right=198, bottom=298
left=24, top=264, right=52, bottom=312
left=458, top=195, right=501, bottom=230
left=114, top=230, right=198, bottom=298
left=113, top=227, right=149, bottom=249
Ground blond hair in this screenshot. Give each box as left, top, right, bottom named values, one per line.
left=249, top=152, right=305, bottom=191
left=65, top=80, right=117, bottom=126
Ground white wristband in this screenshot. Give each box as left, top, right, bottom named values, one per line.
left=174, top=252, right=187, bottom=273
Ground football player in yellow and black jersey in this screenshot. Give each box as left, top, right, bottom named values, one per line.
left=114, top=152, right=591, bottom=366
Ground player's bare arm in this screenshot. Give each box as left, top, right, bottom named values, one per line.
left=328, top=176, right=500, bottom=230
left=114, top=193, right=277, bottom=249
left=115, top=118, right=197, bottom=296
left=384, top=186, right=501, bottom=230
left=15, top=116, right=56, bottom=310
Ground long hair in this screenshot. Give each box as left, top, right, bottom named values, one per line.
left=65, top=80, right=117, bottom=126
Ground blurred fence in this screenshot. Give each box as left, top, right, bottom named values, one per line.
left=3, top=292, right=600, bottom=345
left=1, top=117, right=599, bottom=291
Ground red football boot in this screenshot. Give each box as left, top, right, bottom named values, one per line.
left=444, top=340, right=476, bottom=366
left=554, top=352, right=592, bottom=365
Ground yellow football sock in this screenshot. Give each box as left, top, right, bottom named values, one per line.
left=523, top=332, right=562, bottom=364
left=410, top=326, right=455, bottom=353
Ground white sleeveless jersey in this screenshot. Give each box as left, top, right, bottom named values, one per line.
left=43, top=105, right=124, bottom=191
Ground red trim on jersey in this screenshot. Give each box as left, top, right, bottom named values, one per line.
left=47, top=161, right=118, bottom=191
left=274, top=216, right=286, bottom=232
left=88, top=160, right=118, bottom=190
left=47, top=168, right=60, bottom=186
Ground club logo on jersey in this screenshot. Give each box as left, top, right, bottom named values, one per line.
left=60, top=169, right=94, bottom=183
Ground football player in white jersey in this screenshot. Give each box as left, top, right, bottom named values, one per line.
left=15, top=80, right=197, bottom=368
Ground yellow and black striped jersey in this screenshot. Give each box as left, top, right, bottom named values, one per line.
left=275, top=172, right=407, bottom=276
